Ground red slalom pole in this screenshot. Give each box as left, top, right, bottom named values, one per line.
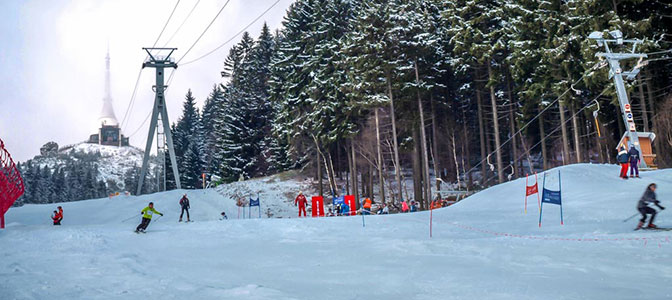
left=525, top=173, right=528, bottom=214
left=535, top=172, right=541, bottom=213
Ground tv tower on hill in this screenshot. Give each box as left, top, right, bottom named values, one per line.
left=87, top=47, right=129, bottom=147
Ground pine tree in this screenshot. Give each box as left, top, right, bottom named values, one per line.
left=173, top=89, right=203, bottom=188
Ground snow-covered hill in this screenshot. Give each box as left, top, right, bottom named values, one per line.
left=2, top=164, right=672, bottom=299
left=62, top=143, right=152, bottom=190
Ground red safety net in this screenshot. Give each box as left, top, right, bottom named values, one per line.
left=0, top=138, right=25, bottom=228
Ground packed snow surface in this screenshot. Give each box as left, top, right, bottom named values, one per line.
left=2, top=164, right=672, bottom=299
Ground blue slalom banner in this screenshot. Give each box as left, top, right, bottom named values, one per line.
left=249, top=197, right=261, bottom=218
left=539, top=170, right=563, bottom=227
left=333, top=196, right=345, bottom=205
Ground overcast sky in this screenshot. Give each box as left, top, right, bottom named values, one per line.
left=0, top=0, right=294, bottom=162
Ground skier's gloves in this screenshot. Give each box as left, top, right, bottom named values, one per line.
left=659, top=206, right=666, bottom=210
left=160, top=213, right=164, bottom=216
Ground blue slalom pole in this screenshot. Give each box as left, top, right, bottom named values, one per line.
left=559, top=170, right=564, bottom=225
left=361, top=209, right=366, bottom=227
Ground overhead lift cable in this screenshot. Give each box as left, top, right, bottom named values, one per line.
left=163, top=0, right=234, bottom=91
left=462, top=61, right=607, bottom=178
left=162, top=0, right=202, bottom=47
left=121, top=0, right=182, bottom=131
left=181, top=0, right=283, bottom=66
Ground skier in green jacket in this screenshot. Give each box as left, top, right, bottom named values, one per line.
left=135, top=202, right=163, bottom=233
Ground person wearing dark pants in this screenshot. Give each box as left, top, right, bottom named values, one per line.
left=637, top=183, right=665, bottom=229
left=179, top=194, right=190, bottom=222
left=136, top=202, right=163, bottom=233
left=628, top=145, right=640, bottom=178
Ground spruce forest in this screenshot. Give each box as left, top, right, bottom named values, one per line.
left=27, top=0, right=670, bottom=209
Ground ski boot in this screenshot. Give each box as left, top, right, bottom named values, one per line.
left=179, top=218, right=182, bottom=222
left=648, top=223, right=658, bottom=229
left=636, top=221, right=644, bottom=230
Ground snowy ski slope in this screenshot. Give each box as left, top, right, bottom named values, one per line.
left=1, top=164, right=672, bottom=299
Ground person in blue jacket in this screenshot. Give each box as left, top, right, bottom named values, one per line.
left=410, top=201, right=418, bottom=212
left=340, top=202, right=351, bottom=216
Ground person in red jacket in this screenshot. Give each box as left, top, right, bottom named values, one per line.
left=295, top=191, right=307, bottom=217
left=57, top=206, right=63, bottom=223
left=51, top=210, right=61, bottom=225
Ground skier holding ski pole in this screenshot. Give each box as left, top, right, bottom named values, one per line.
left=135, top=202, right=163, bottom=233
left=179, top=194, right=190, bottom=222
left=636, top=183, right=665, bottom=230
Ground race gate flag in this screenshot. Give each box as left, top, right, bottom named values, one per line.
left=249, top=197, right=261, bottom=218
left=344, top=195, right=356, bottom=216
left=539, top=170, right=564, bottom=227
left=524, top=173, right=541, bottom=214
left=333, top=196, right=345, bottom=206
left=311, top=196, right=325, bottom=217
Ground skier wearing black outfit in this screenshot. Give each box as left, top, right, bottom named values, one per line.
left=628, top=146, right=640, bottom=178
left=637, top=183, right=665, bottom=229
left=179, top=194, right=190, bottom=222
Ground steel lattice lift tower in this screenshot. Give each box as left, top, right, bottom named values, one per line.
left=137, top=47, right=181, bottom=195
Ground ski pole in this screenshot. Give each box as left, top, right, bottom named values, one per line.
left=121, top=214, right=139, bottom=223
left=622, top=213, right=639, bottom=223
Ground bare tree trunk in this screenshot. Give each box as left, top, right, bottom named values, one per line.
left=430, top=94, right=441, bottom=191
left=337, top=144, right=342, bottom=180
left=313, top=136, right=336, bottom=196
left=452, top=133, right=461, bottom=189
left=506, top=76, right=518, bottom=178
left=475, top=69, right=487, bottom=184
left=487, top=64, right=504, bottom=183
left=374, top=108, right=386, bottom=204
left=571, top=105, right=582, bottom=163
left=326, top=151, right=338, bottom=195
left=461, top=105, right=472, bottom=187
left=368, top=164, right=374, bottom=200
left=415, top=59, right=432, bottom=208
left=317, top=150, right=323, bottom=197
left=645, top=69, right=656, bottom=130
left=559, top=100, right=570, bottom=165
left=412, top=126, right=424, bottom=210
left=351, top=140, right=359, bottom=209
left=519, top=134, right=534, bottom=173
left=539, top=116, right=548, bottom=170
left=346, top=145, right=351, bottom=194
left=387, top=73, right=403, bottom=202
left=637, top=74, right=650, bottom=132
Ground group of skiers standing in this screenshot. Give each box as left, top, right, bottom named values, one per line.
left=617, top=144, right=641, bottom=179
left=295, top=192, right=421, bottom=217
